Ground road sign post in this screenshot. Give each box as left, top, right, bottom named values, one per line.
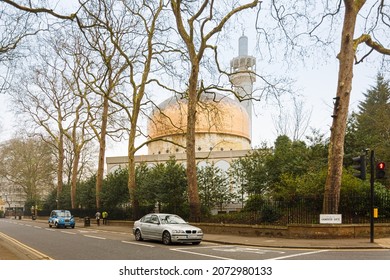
left=370, top=150, right=375, bottom=243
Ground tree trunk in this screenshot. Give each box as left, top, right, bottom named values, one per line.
left=128, top=113, right=140, bottom=220
left=323, top=1, right=361, bottom=214
left=56, top=133, right=64, bottom=209
left=128, top=143, right=139, bottom=220
left=96, top=94, right=109, bottom=209
left=186, top=65, right=201, bottom=222
left=71, top=148, right=81, bottom=209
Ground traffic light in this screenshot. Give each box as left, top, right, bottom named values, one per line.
left=352, top=155, right=366, bottom=180
left=376, top=161, right=386, bottom=179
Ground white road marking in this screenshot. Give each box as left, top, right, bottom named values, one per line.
left=61, top=231, right=76, bottom=235
left=122, top=241, right=155, bottom=248
left=34, top=226, right=42, bottom=229
left=84, top=235, right=106, bottom=240
left=78, top=230, right=98, bottom=233
left=266, top=250, right=329, bottom=260
left=171, top=247, right=233, bottom=260
left=45, top=228, right=56, bottom=232
left=212, top=246, right=285, bottom=255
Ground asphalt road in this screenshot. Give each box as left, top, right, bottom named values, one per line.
left=1, top=219, right=390, bottom=260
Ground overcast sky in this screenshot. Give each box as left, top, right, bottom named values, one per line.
left=0, top=1, right=384, bottom=157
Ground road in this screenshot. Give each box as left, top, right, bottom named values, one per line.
left=1, top=219, right=390, bottom=260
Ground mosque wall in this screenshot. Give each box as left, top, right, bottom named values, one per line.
left=147, top=133, right=250, bottom=155
left=106, top=149, right=251, bottom=174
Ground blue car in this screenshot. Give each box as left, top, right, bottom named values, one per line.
left=48, top=210, right=75, bottom=228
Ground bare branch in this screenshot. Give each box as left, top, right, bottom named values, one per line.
left=1, top=0, right=77, bottom=20
left=354, top=33, right=390, bottom=55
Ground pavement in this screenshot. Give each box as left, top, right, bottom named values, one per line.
left=1, top=217, right=390, bottom=260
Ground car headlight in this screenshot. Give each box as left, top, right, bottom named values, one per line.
left=197, top=230, right=203, bottom=234
left=172, top=229, right=185, bottom=234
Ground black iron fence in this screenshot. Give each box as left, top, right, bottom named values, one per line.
left=25, top=195, right=390, bottom=225
left=202, top=194, right=390, bottom=225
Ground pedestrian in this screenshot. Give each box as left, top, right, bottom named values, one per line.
left=102, top=211, right=108, bottom=225
left=95, top=211, right=101, bottom=226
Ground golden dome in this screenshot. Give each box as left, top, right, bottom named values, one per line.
left=147, top=92, right=251, bottom=154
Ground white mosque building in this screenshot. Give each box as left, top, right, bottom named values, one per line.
left=106, top=35, right=256, bottom=176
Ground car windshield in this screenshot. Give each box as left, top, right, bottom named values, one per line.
left=58, top=211, right=71, bottom=218
left=161, top=215, right=186, bottom=224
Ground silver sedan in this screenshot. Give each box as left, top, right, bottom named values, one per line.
left=133, top=213, right=203, bottom=245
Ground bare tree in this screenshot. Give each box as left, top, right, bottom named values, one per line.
left=74, top=0, right=168, bottom=218
left=266, top=0, right=390, bottom=213
left=170, top=0, right=261, bottom=221
left=73, top=0, right=130, bottom=210
left=272, top=96, right=312, bottom=141
left=0, top=137, right=56, bottom=208
left=323, top=0, right=390, bottom=213
left=10, top=27, right=97, bottom=209
left=0, top=2, right=37, bottom=92
left=3, top=1, right=170, bottom=216
left=10, top=36, right=73, bottom=208
left=0, top=0, right=77, bottom=91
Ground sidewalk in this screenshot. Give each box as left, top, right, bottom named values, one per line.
left=87, top=222, right=390, bottom=249
left=1, top=218, right=390, bottom=260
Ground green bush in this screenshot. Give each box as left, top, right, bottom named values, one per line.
left=242, top=194, right=264, bottom=212
left=259, top=204, right=282, bottom=223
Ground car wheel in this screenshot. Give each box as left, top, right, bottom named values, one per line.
left=192, top=242, right=201, bottom=245
left=162, top=231, right=171, bottom=245
left=134, top=229, right=143, bottom=241
left=71, top=225, right=75, bottom=229
left=49, top=224, right=52, bottom=228
left=55, top=222, right=59, bottom=228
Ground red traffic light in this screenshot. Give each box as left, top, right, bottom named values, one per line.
left=376, top=161, right=386, bottom=179
left=377, top=162, right=385, bottom=170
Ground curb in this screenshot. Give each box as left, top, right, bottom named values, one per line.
left=201, top=237, right=385, bottom=250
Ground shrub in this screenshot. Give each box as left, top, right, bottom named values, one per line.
left=260, top=203, right=282, bottom=223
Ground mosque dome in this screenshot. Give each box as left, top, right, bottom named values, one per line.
left=147, top=92, right=251, bottom=155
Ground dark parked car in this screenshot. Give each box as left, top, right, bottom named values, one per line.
left=133, top=213, right=203, bottom=245
left=48, top=210, right=75, bottom=228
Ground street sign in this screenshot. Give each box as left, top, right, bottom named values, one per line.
left=320, top=214, right=342, bottom=224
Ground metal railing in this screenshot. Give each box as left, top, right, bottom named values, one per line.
left=202, top=195, right=390, bottom=225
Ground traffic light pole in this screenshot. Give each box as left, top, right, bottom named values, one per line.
left=370, top=150, right=375, bottom=243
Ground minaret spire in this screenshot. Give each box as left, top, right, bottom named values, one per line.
left=238, top=34, right=248, bottom=56
left=230, top=34, right=256, bottom=142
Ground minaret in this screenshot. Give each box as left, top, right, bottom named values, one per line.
left=229, top=34, right=256, bottom=140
